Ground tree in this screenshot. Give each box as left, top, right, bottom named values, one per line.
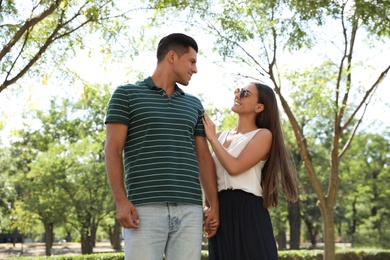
left=168, top=0, right=390, bottom=258
left=15, top=143, right=71, bottom=255
left=8, top=83, right=115, bottom=254
left=340, top=131, right=390, bottom=247
left=61, top=137, right=112, bottom=254
left=56, top=83, right=114, bottom=254
left=8, top=99, right=83, bottom=254
left=0, top=0, right=147, bottom=93
left=0, top=143, right=17, bottom=235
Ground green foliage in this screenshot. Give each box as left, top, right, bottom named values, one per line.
left=287, top=0, right=390, bottom=37
left=269, top=196, right=289, bottom=235
left=7, top=249, right=390, bottom=259
left=205, top=105, right=237, bottom=131
left=278, top=248, right=390, bottom=259
left=335, top=248, right=390, bottom=260
left=191, top=0, right=317, bottom=61
left=149, top=0, right=209, bottom=16
left=339, top=132, right=390, bottom=247
left=278, top=249, right=323, bottom=260
left=220, top=112, right=238, bottom=131
left=285, top=62, right=345, bottom=191
left=0, top=150, right=16, bottom=232
left=0, top=0, right=143, bottom=93
left=10, top=200, right=41, bottom=238
left=191, top=2, right=390, bottom=256
left=353, top=0, right=390, bottom=37
left=152, top=0, right=197, bottom=9
left=7, top=252, right=125, bottom=260
left=5, top=83, right=115, bottom=247
left=1, top=0, right=389, bottom=254
left=287, top=62, right=338, bottom=139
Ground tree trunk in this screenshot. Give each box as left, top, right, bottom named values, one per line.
left=112, top=218, right=122, bottom=251
left=65, top=230, right=72, bottom=242
left=91, top=225, right=97, bottom=247
left=303, top=217, right=317, bottom=248
left=43, top=222, right=54, bottom=256
left=371, top=170, right=379, bottom=231
left=81, top=230, right=93, bottom=254
left=350, top=198, right=357, bottom=247
left=276, top=230, right=286, bottom=250
left=288, top=201, right=301, bottom=249
left=320, top=202, right=336, bottom=260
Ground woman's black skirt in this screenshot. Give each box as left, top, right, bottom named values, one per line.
left=208, top=189, right=278, bottom=260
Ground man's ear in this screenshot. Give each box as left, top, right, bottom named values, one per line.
left=255, top=103, right=264, bottom=113
left=167, top=50, right=176, bottom=63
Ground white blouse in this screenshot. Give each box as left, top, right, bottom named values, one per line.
left=212, top=129, right=266, bottom=197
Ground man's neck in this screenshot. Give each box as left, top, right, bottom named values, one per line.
left=151, top=68, right=176, bottom=96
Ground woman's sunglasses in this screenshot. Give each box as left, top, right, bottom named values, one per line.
left=234, top=88, right=259, bottom=102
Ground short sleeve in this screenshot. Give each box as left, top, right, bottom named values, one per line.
left=104, top=86, right=131, bottom=126
left=194, top=104, right=206, bottom=137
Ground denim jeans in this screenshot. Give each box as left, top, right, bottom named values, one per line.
left=123, top=203, right=203, bottom=260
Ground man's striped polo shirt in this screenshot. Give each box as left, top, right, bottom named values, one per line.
left=105, top=77, right=205, bottom=206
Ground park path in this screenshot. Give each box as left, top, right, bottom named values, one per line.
left=0, top=241, right=122, bottom=259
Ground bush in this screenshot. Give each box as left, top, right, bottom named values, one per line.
left=277, top=249, right=390, bottom=260
left=6, top=253, right=125, bottom=260
left=336, top=249, right=390, bottom=260
left=278, top=250, right=323, bottom=260
left=4, top=249, right=390, bottom=260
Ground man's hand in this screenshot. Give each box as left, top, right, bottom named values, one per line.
left=116, top=200, right=139, bottom=229
left=203, top=206, right=219, bottom=239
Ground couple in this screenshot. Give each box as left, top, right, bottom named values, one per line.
left=104, top=33, right=298, bottom=260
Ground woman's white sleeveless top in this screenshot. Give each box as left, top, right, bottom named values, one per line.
left=212, top=129, right=266, bottom=197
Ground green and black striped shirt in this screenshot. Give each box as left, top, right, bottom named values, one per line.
left=105, top=77, right=205, bottom=206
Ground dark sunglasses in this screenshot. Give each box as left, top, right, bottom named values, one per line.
left=235, top=88, right=259, bottom=102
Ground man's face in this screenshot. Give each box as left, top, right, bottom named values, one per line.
left=173, top=47, right=198, bottom=86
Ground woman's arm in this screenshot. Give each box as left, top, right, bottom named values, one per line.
left=203, top=113, right=272, bottom=175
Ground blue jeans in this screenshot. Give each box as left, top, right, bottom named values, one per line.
left=123, top=203, right=203, bottom=260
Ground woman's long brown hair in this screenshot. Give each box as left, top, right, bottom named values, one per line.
left=253, top=82, right=298, bottom=208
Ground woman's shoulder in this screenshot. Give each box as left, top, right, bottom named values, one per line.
left=253, top=128, right=272, bottom=140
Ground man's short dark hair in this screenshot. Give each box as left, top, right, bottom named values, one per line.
left=156, top=33, right=198, bottom=63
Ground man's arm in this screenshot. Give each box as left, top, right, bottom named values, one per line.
left=195, top=135, right=219, bottom=238
left=105, top=122, right=139, bottom=228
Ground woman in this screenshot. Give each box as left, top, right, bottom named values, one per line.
left=203, top=82, right=299, bottom=260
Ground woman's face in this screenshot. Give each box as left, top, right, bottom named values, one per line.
left=231, top=83, right=260, bottom=113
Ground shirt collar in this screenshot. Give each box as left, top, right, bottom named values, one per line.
left=145, top=76, right=185, bottom=95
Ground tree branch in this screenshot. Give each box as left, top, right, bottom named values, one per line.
left=338, top=17, right=359, bottom=128
left=0, top=23, right=62, bottom=92
left=0, top=2, right=100, bottom=93
left=0, top=1, right=60, bottom=61
left=334, top=3, right=349, bottom=128
left=266, top=29, right=325, bottom=204
left=328, top=7, right=359, bottom=204
left=339, top=102, right=368, bottom=159
left=341, top=64, right=390, bottom=131
left=4, top=26, right=31, bottom=83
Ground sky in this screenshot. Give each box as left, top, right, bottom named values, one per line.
left=1, top=38, right=388, bottom=144
left=1, top=9, right=389, bottom=145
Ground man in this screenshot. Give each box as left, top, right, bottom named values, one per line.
left=104, top=33, right=219, bottom=260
